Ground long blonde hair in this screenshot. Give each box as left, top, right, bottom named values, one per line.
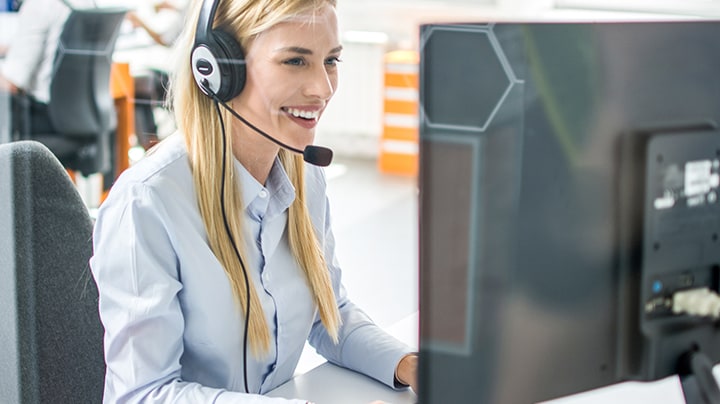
left=169, top=0, right=340, bottom=355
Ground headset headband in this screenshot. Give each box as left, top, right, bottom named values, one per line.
left=194, top=0, right=219, bottom=48
left=191, top=0, right=247, bottom=101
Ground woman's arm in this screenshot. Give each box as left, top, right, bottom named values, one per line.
left=0, top=73, right=18, bottom=93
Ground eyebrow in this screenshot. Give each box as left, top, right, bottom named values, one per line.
left=275, top=45, right=344, bottom=55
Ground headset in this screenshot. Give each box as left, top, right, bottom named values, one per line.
left=191, top=0, right=246, bottom=102
left=190, top=0, right=334, bottom=166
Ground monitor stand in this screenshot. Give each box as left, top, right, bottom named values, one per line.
left=678, top=349, right=720, bottom=404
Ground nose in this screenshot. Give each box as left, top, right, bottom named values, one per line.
left=303, top=65, right=335, bottom=100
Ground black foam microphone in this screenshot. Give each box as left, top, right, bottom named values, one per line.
left=203, top=82, right=334, bottom=167
left=301, top=144, right=334, bottom=168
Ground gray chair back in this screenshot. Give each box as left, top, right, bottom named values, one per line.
left=0, top=141, right=105, bottom=403
left=29, top=7, right=127, bottom=177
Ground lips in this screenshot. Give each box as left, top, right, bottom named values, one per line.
left=281, top=106, right=323, bottom=129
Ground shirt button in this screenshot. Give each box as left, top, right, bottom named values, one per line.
left=258, top=190, right=268, bottom=198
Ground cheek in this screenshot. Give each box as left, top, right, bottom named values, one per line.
left=243, top=80, right=282, bottom=112
left=329, top=73, right=339, bottom=97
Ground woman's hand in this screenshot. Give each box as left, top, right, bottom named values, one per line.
left=154, top=1, right=178, bottom=13
left=395, top=353, right=419, bottom=392
left=0, top=74, right=18, bottom=94
left=124, top=11, right=144, bottom=29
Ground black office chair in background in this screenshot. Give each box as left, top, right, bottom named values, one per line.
left=133, top=67, right=169, bottom=150
left=0, top=141, right=105, bottom=403
left=12, top=7, right=127, bottom=181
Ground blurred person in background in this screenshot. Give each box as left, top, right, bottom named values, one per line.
left=0, top=0, right=104, bottom=135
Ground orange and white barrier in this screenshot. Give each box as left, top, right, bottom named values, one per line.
left=378, top=50, right=419, bottom=176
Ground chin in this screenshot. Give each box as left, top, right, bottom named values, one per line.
left=291, top=131, right=317, bottom=149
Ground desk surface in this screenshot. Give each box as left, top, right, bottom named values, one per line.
left=267, top=311, right=720, bottom=404
left=268, top=312, right=419, bottom=404
left=267, top=362, right=417, bottom=404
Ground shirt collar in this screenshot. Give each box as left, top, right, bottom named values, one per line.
left=234, top=157, right=296, bottom=220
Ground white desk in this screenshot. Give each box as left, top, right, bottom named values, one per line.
left=267, top=311, right=720, bottom=404
left=543, top=368, right=720, bottom=404
left=267, top=362, right=418, bottom=404
left=267, top=312, right=419, bottom=404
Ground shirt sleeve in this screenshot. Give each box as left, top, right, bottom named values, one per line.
left=0, top=0, right=58, bottom=92
left=90, top=182, right=306, bottom=404
left=306, top=174, right=413, bottom=390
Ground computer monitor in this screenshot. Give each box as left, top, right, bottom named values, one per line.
left=418, top=21, right=720, bottom=404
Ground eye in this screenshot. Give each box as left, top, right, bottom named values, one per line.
left=325, top=56, right=342, bottom=66
left=283, top=57, right=306, bottom=66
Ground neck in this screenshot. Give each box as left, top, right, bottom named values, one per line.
left=232, top=128, right=279, bottom=185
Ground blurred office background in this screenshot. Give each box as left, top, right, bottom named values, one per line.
left=2, top=0, right=720, bottom=382
left=2, top=0, right=720, bottom=340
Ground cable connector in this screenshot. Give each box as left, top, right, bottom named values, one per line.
left=672, top=287, right=720, bottom=319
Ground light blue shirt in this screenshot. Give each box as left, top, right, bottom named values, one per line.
left=90, top=134, right=411, bottom=403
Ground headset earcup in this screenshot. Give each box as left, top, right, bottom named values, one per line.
left=211, top=29, right=247, bottom=102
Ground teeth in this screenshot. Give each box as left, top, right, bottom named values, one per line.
left=286, top=108, right=319, bottom=120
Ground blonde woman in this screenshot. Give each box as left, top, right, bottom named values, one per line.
left=90, top=0, right=417, bottom=402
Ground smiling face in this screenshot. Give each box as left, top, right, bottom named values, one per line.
left=231, top=4, right=341, bottom=155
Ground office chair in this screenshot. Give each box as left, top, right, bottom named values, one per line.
left=133, top=68, right=168, bottom=150
left=0, top=141, right=105, bottom=403
left=12, top=7, right=128, bottom=179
